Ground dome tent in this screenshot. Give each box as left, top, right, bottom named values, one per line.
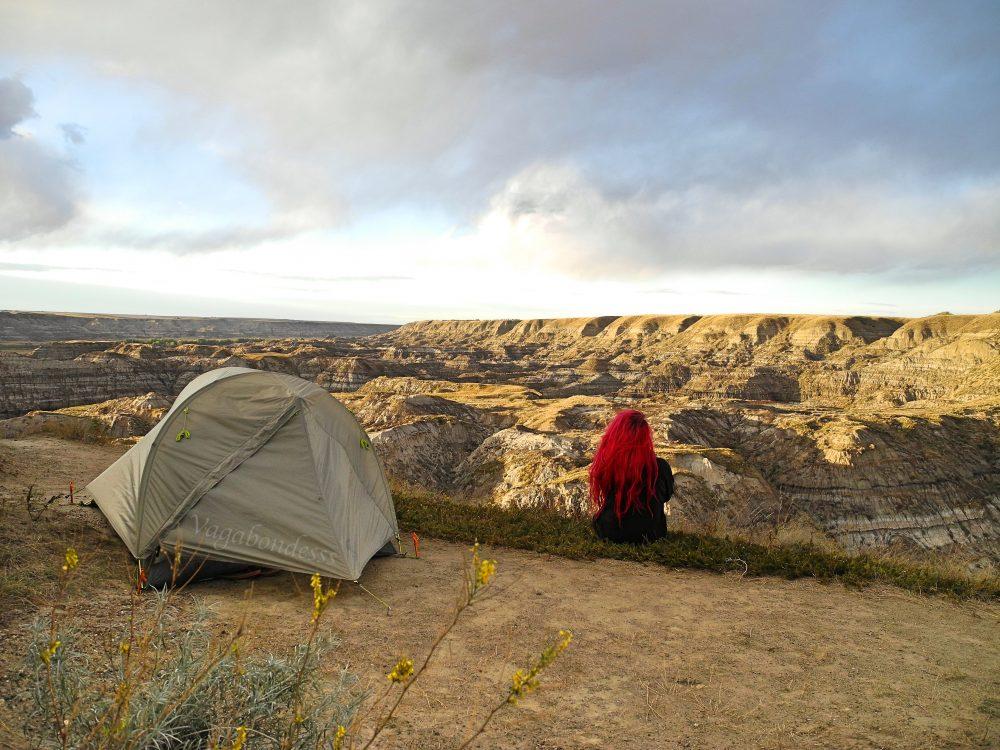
left=88, top=367, right=398, bottom=581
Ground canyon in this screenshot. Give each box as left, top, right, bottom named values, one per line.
left=1, top=311, right=997, bottom=562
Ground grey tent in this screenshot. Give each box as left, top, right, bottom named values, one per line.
left=88, top=367, right=398, bottom=581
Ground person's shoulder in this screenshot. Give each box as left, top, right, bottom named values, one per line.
left=655, top=456, right=673, bottom=493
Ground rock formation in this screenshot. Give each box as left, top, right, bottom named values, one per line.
left=2, top=311, right=997, bottom=561
left=0, top=310, right=396, bottom=342
left=0, top=392, right=169, bottom=440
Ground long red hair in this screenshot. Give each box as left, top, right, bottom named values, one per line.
left=589, top=410, right=658, bottom=521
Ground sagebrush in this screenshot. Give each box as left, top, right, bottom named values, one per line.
left=26, top=543, right=573, bottom=749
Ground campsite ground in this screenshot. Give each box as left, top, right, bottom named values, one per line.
left=1, top=435, right=997, bottom=749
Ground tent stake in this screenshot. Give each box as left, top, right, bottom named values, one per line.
left=354, top=580, right=392, bottom=616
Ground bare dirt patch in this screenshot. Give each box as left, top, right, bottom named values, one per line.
left=1, top=436, right=997, bottom=749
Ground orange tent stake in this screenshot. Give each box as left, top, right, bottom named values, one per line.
left=410, top=531, right=420, bottom=559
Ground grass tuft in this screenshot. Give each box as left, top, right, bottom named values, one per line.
left=394, top=490, right=1000, bottom=601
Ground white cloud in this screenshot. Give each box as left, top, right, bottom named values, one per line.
left=475, top=163, right=1000, bottom=277
left=0, top=77, right=80, bottom=241
left=0, top=0, right=998, bottom=304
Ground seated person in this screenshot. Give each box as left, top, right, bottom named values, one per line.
left=590, top=409, right=673, bottom=544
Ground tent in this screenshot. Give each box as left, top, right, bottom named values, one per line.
left=88, top=367, right=398, bottom=581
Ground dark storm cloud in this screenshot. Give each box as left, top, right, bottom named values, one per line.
left=0, top=77, right=80, bottom=241
left=1, top=1, right=998, bottom=272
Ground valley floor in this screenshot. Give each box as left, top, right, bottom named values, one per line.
left=1, top=436, right=997, bottom=749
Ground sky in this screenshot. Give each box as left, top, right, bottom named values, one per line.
left=0, top=1, right=998, bottom=324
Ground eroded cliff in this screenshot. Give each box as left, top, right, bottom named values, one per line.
left=2, top=312, right=997, bottom=561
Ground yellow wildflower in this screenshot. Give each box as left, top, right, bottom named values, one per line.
left=387, top=656, right=414, bottom=683
left=469, top=542, right=497, bottom=593
left=40, top=639, right=61, bottom=665
left=310, top=573, right=337, bottom=623
left=557, top=629, right=573, bottom=652
left=507, top=629, right=573, bottom=704
left=119, top=641, right=130, bottom=654
left=333, top=725, right=347, bottom=750
left=476, top=558, right=496, bottom=587
left=111, top=680, right=133, bottom=735
left=62, top=547, right=79, bottom=572
left=508, top=668, right=538, bottom=703
left=231, top=726, right=247, bottom=750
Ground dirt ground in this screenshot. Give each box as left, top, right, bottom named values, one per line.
left=1, top=436, right=997, bottom=749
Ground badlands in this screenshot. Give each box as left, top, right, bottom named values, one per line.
left=2, top=310, right=998, bottom=749
left=2, top=310, right=998, bottom=562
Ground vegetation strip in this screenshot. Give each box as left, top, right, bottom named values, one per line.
left=394, top=493, right=1000, bottom=600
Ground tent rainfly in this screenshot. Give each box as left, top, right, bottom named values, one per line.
left=88, top=367, right=398, bottom=581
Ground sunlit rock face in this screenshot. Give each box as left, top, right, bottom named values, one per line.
left=3, top=311, right=998, bottom=560
left=664, top=404, right=1000, bottom=554
left=372, top=416, right=494, bottom=492
left=0, top=391, right=170, bottom=440
left=453, top=426, right=591, bottom=515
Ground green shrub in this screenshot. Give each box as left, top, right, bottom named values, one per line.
left=26, top=558, right=359, bottom=749
left=24, top=546, right=574, bottom=749
left=394, top=491, right=1000, bottom=600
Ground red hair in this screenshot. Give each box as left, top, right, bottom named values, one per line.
left=589, top=410, right=658, bottom=522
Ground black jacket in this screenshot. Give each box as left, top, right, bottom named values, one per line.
left=592, top=457, right=674, bottom=544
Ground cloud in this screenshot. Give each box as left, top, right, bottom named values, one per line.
left=236, top=271, right=414, bottom=283
left=59, top=122, right=86, bottom=145
left=84, top=223, right=300, bottom=254
left=0, top=261, right=104, bottom=272
left=0, top=2, right=998, bottom=271
left=0, top=77, right=36, bottom=137
left=475, top=162, right=1000, bottom=277
left=0, top=77, right=81, bottom=242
